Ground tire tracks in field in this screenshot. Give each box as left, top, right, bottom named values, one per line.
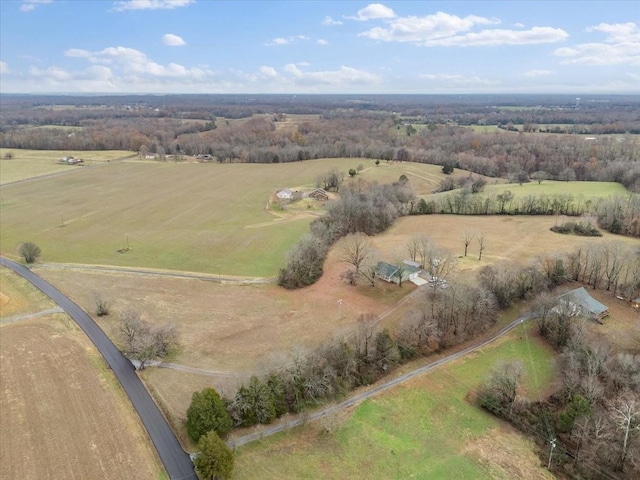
left=33, top=262, right=275, bottom=284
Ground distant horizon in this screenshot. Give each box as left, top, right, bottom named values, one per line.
left=1, top=1, right=638, bottom=95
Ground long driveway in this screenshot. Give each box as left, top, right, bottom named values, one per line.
left=228, top=311, right=532, bottom=448
left=0, top=257, right=197, bottom=480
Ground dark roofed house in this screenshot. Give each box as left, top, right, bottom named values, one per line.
left=376, top=261, right=421, bottom=285
left=557, top=287, right=609, bottom=322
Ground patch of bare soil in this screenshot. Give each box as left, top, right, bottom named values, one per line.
left=583, top=288, right=640, bottom=353
left=463, top=427, right=555, bottom=480
left=0, top=316, right=163, bottom=480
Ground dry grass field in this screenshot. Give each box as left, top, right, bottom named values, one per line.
left=0, top=268, right=165, bottom=480
left=0, top=148, right=135, bottom=184
left=0, top=156, right=463, bottom=275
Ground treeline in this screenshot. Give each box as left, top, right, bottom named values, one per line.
left=2, top=102, right=640, bottom=191
left=412, top=191, right=640, bottom=238
left=278, top=176, right=414, bottom=288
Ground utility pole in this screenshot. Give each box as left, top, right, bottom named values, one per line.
left=125, top=233, right=130, bottom=250
left=218, top=264, right=222, bottom=283
left=548, top=438, right=557, bottom=470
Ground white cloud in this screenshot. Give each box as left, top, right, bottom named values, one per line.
left=322, top=16, right=342, bottom=26
left=424, top=26, right=568, bottom=47
left=20, top=0, right=52, bottom=12
left=264, top=35, right=308, bottom=46
left=555, top=22, right=640, bottom=65
left=525, top=69, right=552, bottom=77
left=282, top=64, right=380, bottom=86
left=0, top=62, right=9, bottom=74
left=347, top=3, right=395, bottom=21
left=360, top=11, right=499, bottom=43
left=64, top=46, right=212, bottom=79
left=162, top=33, right=186, bottom=46
left=419, top=73, right=499, bottom=87
left=258, top=66, right=278, bottom=79
left=113, top=0, right=194, bottom=12
left=317, top=39, right=329, bottom=46
left=359, top=10, right=567, bottom=47
left=512, top=22, right=525, bottom=28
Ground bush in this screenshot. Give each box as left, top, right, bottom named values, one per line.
left=550, top=221, right=602, bottom=237
left=194, top=430, right=234, bottom=480
left=186, top=388, right=233, bottom=442
left=19, top=242, right=41, bottom=264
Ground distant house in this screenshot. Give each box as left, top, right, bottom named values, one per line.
left=376, top=261, right=421, bottom=285
left=308, top=188, right=329, bottom=201
left=58, top=156, right=84, bottom=165
left=557, top=287, right=609, bottom=321
left=195, top=154, right=212, bottom=161
left=276, top=188, right=294, bottom=200
left=632, top=298, right=640, bottom=309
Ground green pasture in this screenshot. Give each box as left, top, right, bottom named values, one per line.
left=0, top=148, right=135, bottom=184
left=2, top=157, right=446, bottom=275
left=233, top=324, right=556, bottom=480
left=485, top=180, right=628, bottom=199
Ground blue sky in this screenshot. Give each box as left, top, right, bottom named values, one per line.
left=0, top=0, right=638, bottom=94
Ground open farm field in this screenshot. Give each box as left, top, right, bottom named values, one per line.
left=0, top=316, right=164, bottom=480
left=371, top=214, right=639, bottom=272
left=233, top=323, right=556, bottom=480
left=0, top=148, right=135, bottom=184
left=1, top=158, right=463, bottom=275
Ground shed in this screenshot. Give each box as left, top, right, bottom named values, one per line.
left=632, top=298, right=640, bottom=309
left=557, top=287, right=609, bottom=321
left=308, top=188, right=329, bottom=201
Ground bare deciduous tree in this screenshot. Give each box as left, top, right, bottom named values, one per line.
left=477, top=231, right=486, bottom=261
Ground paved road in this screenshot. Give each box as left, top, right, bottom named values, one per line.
left=228, top=311, right=532, bottom=448
left=1, top=257, right=197, bottom=480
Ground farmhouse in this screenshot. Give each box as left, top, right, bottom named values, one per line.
left=276, top=188, right=294, bottom=200
left=557, top=287, right=610, bottom=322
left=376, top=261, right=421, bottom=285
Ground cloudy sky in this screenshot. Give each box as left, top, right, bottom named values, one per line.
left=1, top=0, right=638, bottom=94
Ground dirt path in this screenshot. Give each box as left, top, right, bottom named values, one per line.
left=0, top=306, right=64, bottom=326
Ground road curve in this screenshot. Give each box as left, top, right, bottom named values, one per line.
left=228, top=312, right=532, bottom=448
left=1, top=257, right=197, bottom=480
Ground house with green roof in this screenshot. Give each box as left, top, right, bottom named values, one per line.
left=557, top=287, right=609, bottom=322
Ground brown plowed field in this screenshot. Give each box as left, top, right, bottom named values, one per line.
left=0, top=316, right=164, bottom=480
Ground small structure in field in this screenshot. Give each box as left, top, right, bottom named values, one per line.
left=557, top=287, right=609, bottom=322
left=308, top=188, right=329, bottom=201
left=632, top=298, right=640, bottom=309
left=276, top=188, right=294, bottom=200
left=195, top=154, right=213, bottom=162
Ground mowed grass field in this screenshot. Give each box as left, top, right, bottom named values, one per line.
left=429, top=179, right=630, bottom=206
left=0, top=148, right=135, bottom=184
left=233, top=324, right=557, bottom=480
left=1, top=155, right=466, bottom=276
left=0, top=268, right=165, bottom=480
